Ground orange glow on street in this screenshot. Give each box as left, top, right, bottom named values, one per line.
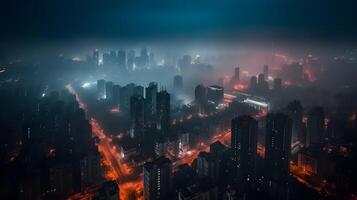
left=233, top=83, right=249, bottom=91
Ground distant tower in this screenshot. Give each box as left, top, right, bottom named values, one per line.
left=173, top=75, right=183, bottom=93
left=156, top=90, right=170, bottom=133
left=306, top=107, right=325, bottom=147
left=263, top=65, right=269, bottom=80
left=93, top=49, right=99, bottom=66
left=130, top=95, right=145, bottom=140
left=143, top=157, right=172, bottom=200
left=97, top=79, right=106, bottom=100
left=117, top=50, right=126, bottom=71
left=265, top=113, right=292, bottom=200
left=258, top=73, right=269, bottom=91
left=112, top=84, right=121, bottom=107
left=286, top=101, right=304, bottom=144
left=234, top=67, right=240, bottom=82
left=134, top=85, right=144, bottom=97
left=231, top=115, right=258, bottom=191
left=273, top=78, right=282, bottom=91
left=145, top=82, right=158, bottom=129
left=127, top=50, right=135, bottom=71
left=195, top=84, right=207, bottom=114
left=140, top=48, right=149, bottom=68
left=105, top=81, right=114, bottom=101
left=250, top=76, right=258, bottom=90
left=207, top=85, right=224, bottom=105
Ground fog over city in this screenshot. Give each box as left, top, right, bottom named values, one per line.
left=1, top=1, right=357, bottom=200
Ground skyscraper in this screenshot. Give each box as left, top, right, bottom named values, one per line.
left=207, top=85, right=224, bottom=105
left=97, top=79, right=106, bottom=100
left=117, top=50, right=126, bottom=71
left=250, top=76, right=258, bottom=90
left=263, top=65, right=269, bottom=80
left=93, top=49, right=99, bottom=67
left=157, top=90, right=170, bottom=133
left=143, top=157, right=172, bottom=200
left=173, top=75, right=183, bottom=93
left=195, top=84, right=207, bottom=114
left=120, top=83, right=135, bottom=112
left=265, top=113, right=292, bottom=200
left=273, top=78, right=282, bottom=92
left=145, top=82, right=158, bottom=129
left=105, top=81, right=113, bottom=102
left=306, top=107, right=325, bottom=147
left=112, top=84, right=121, bottom=107
left=127, top=50, right=135, bottom=71
left=231, top=115, right=258, bottom=190
left=130, top=95, right=145, bottom=140
left=258, top=73, right=268, bottom=91
left=286, top=101, right=304, bottom=144
left=134, top=85, right=144, bottom=97
left=140, top=47, right=149, bottom=68
left=234, top=67, right=240, bottom=82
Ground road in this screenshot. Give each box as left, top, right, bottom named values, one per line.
left=66, top=84, right=143, bottom=200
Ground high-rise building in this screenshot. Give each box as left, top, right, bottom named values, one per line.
left=93, top=49, right=99, bottom=67
left=265, top=113, right=292, bottom=200
left=127, top=50, right=135, bottom=71
left=134, top=85, right=144, bottom=97
left=178, top=55, right=192, bottom=71
left=231, top=115, right=258, bottom=190
left=263, top=65, right=269, bottom=80
left=234, top=67, right=240, bottom=82
left=105, top=81, right=113, bottom=101
left=286, top=101, right=304, bottom=144
left=143, top=157, right=172, bottom=200
left=250, top=76, right=258, bottom=90
left=149, top=52, right=156, bottom=66
left=196, top=151, right=220, bottom=182
left=306, top=107, right=325, bottom=147
left=173, top=75, right=183, bottom=92
left=120, top=83, right=135, bottom=112
left=102, top=52, right=110, bottom=67
left=130, top=95, right=145, bottom=140
left=145, top=82, right=158, bottom=128
left=157, top=90, right=170, bottom=133
left=140, top=48, right=149, bottom=68
left=195, top=84, right=207, bottom=114
left=97, top=79, right=106, bottom=100
left=117, top=50, right=126, bottom=71
left=207, top=85, right=224, bottom=105
left=258, top=73, right=269, bottom=91
left=273, top=78, right=282, bottom=92
left=112, top=84, right=121, bottom=107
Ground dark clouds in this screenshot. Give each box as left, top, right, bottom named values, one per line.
left=0, top=0, right=356, bottom=42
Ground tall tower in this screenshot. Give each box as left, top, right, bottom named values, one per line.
left=97, top=79, right=106, bottom=100
left=173, top=75, right=183, bottom=93
left=250, top=76, right=258, bottom=90
left=195, top=84, right=207, bottom=114
left=231, top=115, right=258, bottom=191
left=265, top=113, right=292, bottom=200
left=306, top=107, right=324, bottom=147
left=130, top=95, right=145, bottom=140
left=286, top=101, right=304, bottom=144
left=263, top=65, right=269, bottom=80
left=156, top=90, right=170, bottom=134
left=234, top=67, right=240, bottom=82
left=143, top=157, right=172, bottom=200
left=145, top=82, right=158, bottom=129
left=93, top=49, right=99, bottom=67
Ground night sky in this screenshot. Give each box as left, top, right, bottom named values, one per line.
left=1, top=0, right=356, bottom=42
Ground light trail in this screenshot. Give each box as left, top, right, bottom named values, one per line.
left=66, top=84, right=142, bottom=200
